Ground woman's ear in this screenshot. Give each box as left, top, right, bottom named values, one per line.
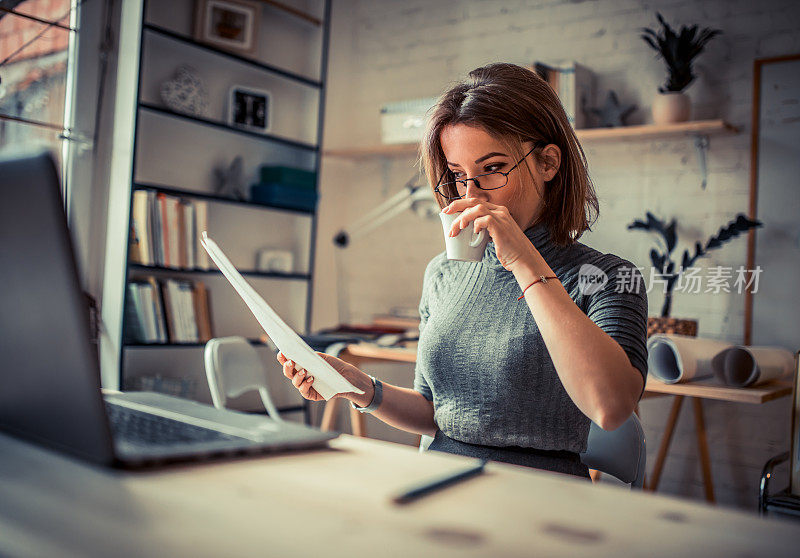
left=539, top=144, right=561, bottom=182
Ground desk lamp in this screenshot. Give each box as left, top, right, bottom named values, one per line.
left=333, top=175, right=439, bottom=248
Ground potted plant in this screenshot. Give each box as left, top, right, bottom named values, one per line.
left=627, top=211, right=762, bottom=337
left=640, top=13, right=722, bottom=124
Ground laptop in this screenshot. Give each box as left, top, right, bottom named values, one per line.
left=0, top=151, right=338, bottom=467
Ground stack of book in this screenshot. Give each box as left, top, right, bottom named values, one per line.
left=532, top=61, right=596, bottom=130
left=249, top=165, right=318, bottom=212
left=128, top=190, right=210, bottom=270
left=124, top=277, right=213, bottom=344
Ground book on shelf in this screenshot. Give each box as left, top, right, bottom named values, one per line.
left=531, top=61, right=596, bottom=130
left=534, top=62, right=559, bottom=96
left=124, top=276, right=213, bottom=344
left=183, top=200, right=196, bottom=269
left=128, top=225, right=142, bottom=265
left=162, top=279, right=198, bottom=342
left=129, top=190, right=152, bottom=265
left=128, top=191, right=209, bottom=271
left=124, top=278, right=167, bottom=343
left=123, top=283, right=145, bottom=343
left=157, top=193, right=172, bottom=268
left=176, top=199, right=187, bottom=268
left=194, top=200, right=209, bottom=270
left=192, top=281, right=213, bottom=342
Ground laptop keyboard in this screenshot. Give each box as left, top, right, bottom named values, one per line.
left=106, top=403, right=242, bottom=446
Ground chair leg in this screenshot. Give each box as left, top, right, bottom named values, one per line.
left=350, top=405, right=366, bottom=437
left=320, top=398, right=341, bottom=432
left=692, top=397, right=716, bottom=503
left=647, top=395, right=684, bottom=492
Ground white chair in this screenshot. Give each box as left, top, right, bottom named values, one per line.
left=204, top=336, right=283, bottom=422
left=580, top=413, right=646, bottom=489
left=419, top=413, right=646, bottom=489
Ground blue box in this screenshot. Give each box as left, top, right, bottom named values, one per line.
left=259, top=166, right=316, bottom=189
left=250, top=182, right=318, bottom=212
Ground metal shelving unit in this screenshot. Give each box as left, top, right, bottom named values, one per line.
left=118, top=0, right=331, bottom=424
left=133, top=182, right=316, bottom=215
left=138, top=102, right=319, bottom=152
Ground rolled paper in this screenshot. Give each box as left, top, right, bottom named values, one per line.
left=646, top=334, right=734, bottom=384
left=711, top=346, right=796, bottom=387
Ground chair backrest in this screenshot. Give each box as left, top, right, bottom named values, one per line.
left=580, top=413, right=646, bottom=489
left=204, top=336, right=283, bottom=421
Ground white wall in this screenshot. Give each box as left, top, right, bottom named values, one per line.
left=313, top=0, right=800, bottom=511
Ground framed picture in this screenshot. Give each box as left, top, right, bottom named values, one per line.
left=228, top=85, right=271, bottom=133
left=194, top=0, right=260, bottom=56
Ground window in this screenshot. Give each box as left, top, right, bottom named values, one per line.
left=0, top=0, right=78, bottom=195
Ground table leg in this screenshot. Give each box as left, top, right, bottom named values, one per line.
left=647, top=395, right=684, bottom=492
left=334, top=352, right=369, bottom=438
left=350, top=405, right=366, bottom=437
left=692, top=397, right=716, bottom=503
left=321, top=397, right=341, bottom=432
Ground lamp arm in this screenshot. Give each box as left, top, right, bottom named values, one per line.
left=334, top=181, right=433, bottom=247
left=345, top=195, right=415, bottom=241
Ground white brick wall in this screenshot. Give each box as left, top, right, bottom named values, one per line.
left=313, top=0, right=800, bottom=512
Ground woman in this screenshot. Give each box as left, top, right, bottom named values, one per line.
left=278, top=63, right=648, bottom=480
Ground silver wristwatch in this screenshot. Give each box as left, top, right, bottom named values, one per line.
left=350, top=374, right=383, bottom=414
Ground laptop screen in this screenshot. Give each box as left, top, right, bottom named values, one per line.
left=0, top=151, right=115, bottom=464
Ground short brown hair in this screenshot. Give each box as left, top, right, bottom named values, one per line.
left=420, top=63, right=598, bottom=247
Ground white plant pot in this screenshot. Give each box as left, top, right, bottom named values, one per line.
left=652, top=92, right=691, bottom=124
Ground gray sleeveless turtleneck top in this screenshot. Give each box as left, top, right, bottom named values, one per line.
left=413, top=221, right=648, bottom=453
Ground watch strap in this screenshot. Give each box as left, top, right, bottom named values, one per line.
left=350, top=375, right=382, bottom=413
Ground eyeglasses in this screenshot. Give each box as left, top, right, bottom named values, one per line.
left=434, top=142, right=545, bottom=201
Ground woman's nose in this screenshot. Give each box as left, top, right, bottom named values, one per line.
left=464, top=178, right=488, bottom=199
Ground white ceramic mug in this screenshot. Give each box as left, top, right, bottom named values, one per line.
left=439, top=210, right=489, bottom=261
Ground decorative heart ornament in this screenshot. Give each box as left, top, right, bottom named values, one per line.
left=160, top=65, right=209, bottom=117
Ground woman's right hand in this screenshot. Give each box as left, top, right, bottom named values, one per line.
left=277, top=351, right=374, bottom=405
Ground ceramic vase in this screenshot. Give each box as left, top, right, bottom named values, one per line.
left=652, top=92, right=691, bottom=124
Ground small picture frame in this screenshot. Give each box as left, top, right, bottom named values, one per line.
left=194, top=0, right=260, bottom=56
left=228, top=85, right=271, bottom=133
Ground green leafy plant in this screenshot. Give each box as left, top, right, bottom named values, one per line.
left=641, top=12, right=722, bottom=93
left=627, top=211, right=762, bottom=317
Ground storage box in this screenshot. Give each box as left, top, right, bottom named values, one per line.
left=380, top=96, right=438, bottom=145
left=250, top=183, right=318, bottom=212
left=259, top=166, right=316, bottom=189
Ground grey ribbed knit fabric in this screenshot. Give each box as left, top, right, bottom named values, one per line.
left=413, top=220, right=648, bottom=454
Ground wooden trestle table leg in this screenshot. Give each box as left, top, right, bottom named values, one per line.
left=320, top=352, right=367, bottom=437
left=647, top=395, right=684, bottom=492
left=692, top=396, right=715, bottom=503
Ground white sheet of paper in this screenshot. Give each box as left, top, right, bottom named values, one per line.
left=200, top=232, right=363, bottom=400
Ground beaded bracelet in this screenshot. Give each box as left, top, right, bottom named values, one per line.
left=517, top=275, right=558, bottom=300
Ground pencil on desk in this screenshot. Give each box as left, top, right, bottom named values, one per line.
left=391, top=459, right=487, bottom=505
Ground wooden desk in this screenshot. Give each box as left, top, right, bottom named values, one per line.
left=641, top=377, right=794, bottom=503
left=323, top=344, right=795, bottom=502
left=320, top=344, right=416, bottom=437
left=1, top=431, right=798, bottom=557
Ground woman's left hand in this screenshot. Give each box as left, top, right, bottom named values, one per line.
left=444, top=198, right=536, bottom=271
